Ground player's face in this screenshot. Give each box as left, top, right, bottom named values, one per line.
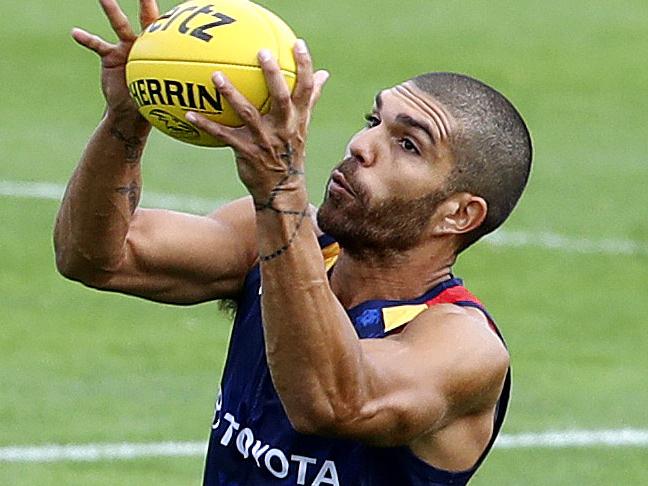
left=317, top=82, right=456, bottom=255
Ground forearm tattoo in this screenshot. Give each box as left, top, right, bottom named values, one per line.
left=253, top=144, right=304, bottom=214
left=255, top=143, right=309, bottom=262
left=115, top=181, right=140, bottom=214
left=110, top=126, right=144, bottom=162
left=258, top=206, right=309, bottom=262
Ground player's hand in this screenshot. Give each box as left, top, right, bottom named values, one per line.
left=71, top=0, right=159, bottom=117
left=185, top=40, right=329, bottom=204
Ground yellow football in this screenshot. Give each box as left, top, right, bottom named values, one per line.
left=126, top=0, right=297, bottom=147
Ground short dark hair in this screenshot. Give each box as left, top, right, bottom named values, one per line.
left=410, top=72, right=532, bottom=252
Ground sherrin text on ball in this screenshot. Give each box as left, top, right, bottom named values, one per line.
left=126, top=0, right=297, bottom=147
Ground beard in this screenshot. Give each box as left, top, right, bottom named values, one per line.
left=317, top=160, right=448, bottom=259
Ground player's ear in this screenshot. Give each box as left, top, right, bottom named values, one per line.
left=431, top=193, right=487, bottom=236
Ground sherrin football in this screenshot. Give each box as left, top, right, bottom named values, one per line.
left=126, top=0, right=297, bottom=147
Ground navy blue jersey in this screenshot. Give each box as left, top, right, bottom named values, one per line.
left=203, top=235, right=510, bottom=486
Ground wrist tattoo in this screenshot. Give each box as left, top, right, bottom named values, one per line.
left=259, top=205, right=310, bottom=262
left=110, top=126, right=143, bottom=162
left=279, top=142, right=295, bottom=164
left=254, top=143, right=309, bottom=262
left=116, top=181, right=140, bottom=214
left=254, top=143, right=305, bottom=214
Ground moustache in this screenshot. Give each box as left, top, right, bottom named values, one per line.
left=329, top=156, right=369, bottom=206
left=333, top=157, right=364, bottom=197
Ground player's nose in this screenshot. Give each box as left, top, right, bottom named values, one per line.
left=348, top=130, right=378, bottom=167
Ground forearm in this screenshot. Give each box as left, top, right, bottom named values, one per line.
left=185, top=38, right=347, bottom=425
left=257, top=190, right=368, bottom=430
left=54, top=110, right=151, bottom=277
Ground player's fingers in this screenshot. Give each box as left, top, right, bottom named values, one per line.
left=211, top=72, right=265, bottom=137
left=71, top=28, right=115, bottom=57
left=291, top=40, right=314, bottom=109
left=185, top=112, right=242, bottom=149
left=139, top=0, right=160, bottom=29
left=258, top=49, right=292, bottom=120
left=309, top=70, right=330, bottom=109
left=99, top=0, right=137, bottom=42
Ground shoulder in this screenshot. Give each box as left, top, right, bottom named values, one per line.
left=398, top=303, right=509, bottom=413
left=205, top=199, right=325, bottom=250
left=206, top=196, right=256, bottom=224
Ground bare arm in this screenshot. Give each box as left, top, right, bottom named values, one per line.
left=56, top=192, right=259, bottom=304
left=54, top=109, right=149, bottom=279
left=55, top=0, right=257, bottom=303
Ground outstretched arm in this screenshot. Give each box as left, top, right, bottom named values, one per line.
left=55, top=0, right=155, bottom=272
left=55, top=0, right=258, bottom=304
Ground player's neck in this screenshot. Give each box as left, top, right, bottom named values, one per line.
left=330, top=242, right=455, bottom=310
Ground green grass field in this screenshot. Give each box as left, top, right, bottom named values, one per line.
left=2, top=0, right=647, bottom=484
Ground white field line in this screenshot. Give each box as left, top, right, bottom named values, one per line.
left=486, top=229, right=648, bottom=256
left=494, top=428, right=648, bottom=449
left=0, top=429, right=647, bottom=463
left=0, top=180, right=222, bottom=215
left=2, top=179, right=647, bottom=257
left=0, top=441, right=206, bottom=463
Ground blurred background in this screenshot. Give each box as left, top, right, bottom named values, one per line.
left=1, top=0, right=647, bottom=484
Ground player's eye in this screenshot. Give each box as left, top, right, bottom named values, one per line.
left=364, top=114, right=381, bottom=128
left=399, top=138, right=420, bottom=155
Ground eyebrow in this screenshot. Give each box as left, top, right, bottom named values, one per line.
left=394, top=114, right=436, bottom=145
